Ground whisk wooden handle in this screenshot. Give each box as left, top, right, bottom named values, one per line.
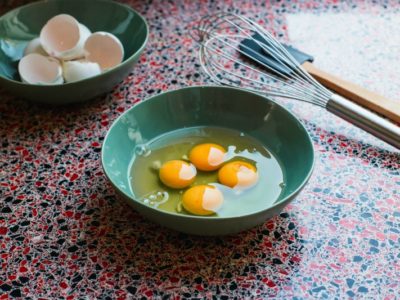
left=302, top=61, right=400, bottom=124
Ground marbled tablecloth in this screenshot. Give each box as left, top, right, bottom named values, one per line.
left=1, top=0, right=399, bottom=298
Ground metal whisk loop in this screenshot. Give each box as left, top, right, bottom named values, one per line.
left=237, top=14, right=331, bottom=97
left=203, top=34, right=327, bottom=104
left=195, top=12, right=332, bottom=107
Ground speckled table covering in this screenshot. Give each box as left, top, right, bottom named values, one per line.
left=1, top=0, right=400, bottom=299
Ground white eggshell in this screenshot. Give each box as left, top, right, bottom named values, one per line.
left=63, top=60, right=101, bottom=83
left=84, top=32, right=124, bottom=70
left=79, top=23, right=92, bottom=43
left=24, top=38, right=48, bottom=56
left=40, top=14, right=91, bottom=60
left=18, top=53, right=63, bottom=85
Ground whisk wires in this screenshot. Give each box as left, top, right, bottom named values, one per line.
left=193, top=12, right=333, bottom=107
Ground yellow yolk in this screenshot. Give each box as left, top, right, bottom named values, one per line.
left=218, top=161, right=259, bottom=188
left=189, top=143, right=226, bottom=171
left=182, top=185, right=224, bottom=216
left=159, top=160, right=196, bottom=189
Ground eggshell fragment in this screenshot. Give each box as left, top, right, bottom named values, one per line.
left=24, top=38, right=48, bottom=56
left=18, top=53, right=63, bottom=85
left=40, top=14, right=91, bottom=60
left=63, top=60, right=101, bottom=83
left=79, top=24, right=92, bottom=44
left=84, top=32, right=124, bottom=70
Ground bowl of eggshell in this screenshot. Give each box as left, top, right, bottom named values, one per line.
left=0, top=0, right=148, bottom=104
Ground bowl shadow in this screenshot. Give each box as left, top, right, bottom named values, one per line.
left=80, top=188, right=305, bottom=296
left=0, top=83, right=118, bottom=133
left=303, top=119, right=400, bottom=171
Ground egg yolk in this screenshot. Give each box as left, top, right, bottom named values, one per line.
left=159, top=160, right=196, bottom=189
left=182, top=185, right=224, bottom=216
left=189, top=143, right=226, bottom=171
left=218, top=161, right=259, bottom=188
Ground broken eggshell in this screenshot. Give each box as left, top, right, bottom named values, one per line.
left=19, top=15, right=125, bottom=85
left=84, top=32, right=124, bottom=71
left=40, top=14, right=91, bottom=60
left=63, top=60, right=101, bottom=83
left=18, top=53, right=63, bottom=85
left=24, top=38, right=48, bottom=56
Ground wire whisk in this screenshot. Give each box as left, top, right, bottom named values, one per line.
left=192, top=12, right=400, bottom=149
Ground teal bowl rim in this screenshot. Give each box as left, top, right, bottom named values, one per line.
left=0, top=0, right=149, bottom=86
left=101, top=85, right=315, bottom=220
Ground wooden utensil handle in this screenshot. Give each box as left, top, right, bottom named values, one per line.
left=302, top=61, right=400, bottom=124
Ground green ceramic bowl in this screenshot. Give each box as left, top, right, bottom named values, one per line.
left=102, top=86, right=314, bottom=236
left=0, top=0, right=148, bottom=104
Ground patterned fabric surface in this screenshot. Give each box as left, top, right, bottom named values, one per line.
left=0, top=0, right=399, bottom=299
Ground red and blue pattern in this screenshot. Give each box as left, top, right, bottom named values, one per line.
left=0, top=0, right=399, bottom=298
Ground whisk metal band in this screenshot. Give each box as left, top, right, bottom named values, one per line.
left=327, top=94, right=400, bottom=149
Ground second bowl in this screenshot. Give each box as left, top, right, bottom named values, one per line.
left=0, top=0, right=148, bottom=104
